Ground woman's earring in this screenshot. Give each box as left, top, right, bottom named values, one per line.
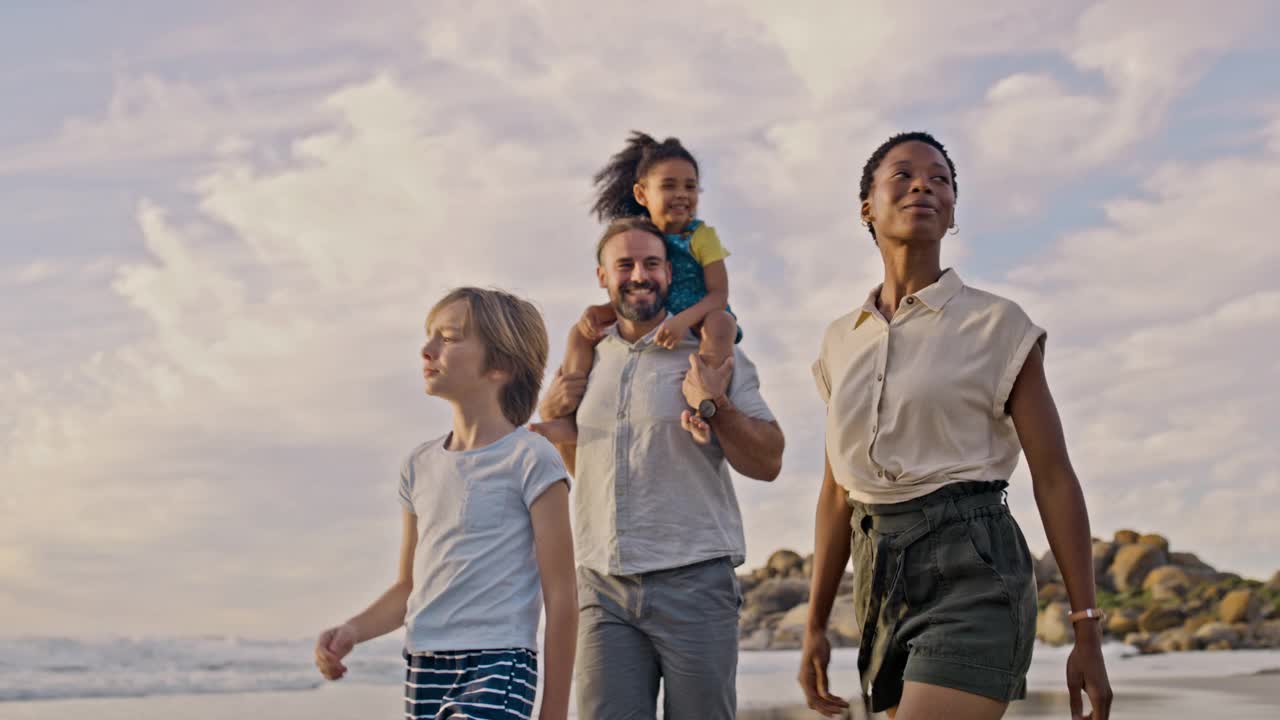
left=949, top=223, right=960, bottom=235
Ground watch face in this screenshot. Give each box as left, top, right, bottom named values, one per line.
left=698, top=398, right=716, bottom=418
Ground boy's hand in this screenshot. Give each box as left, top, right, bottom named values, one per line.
left=680, top=409, right=713, bottom=444
left=538, top=368, right=588, bottom=420
left=576, top=303, right=617, bottom=340
left=314, top=623, right=358, bottom=681
left=654, top=315, right=692, bottom=349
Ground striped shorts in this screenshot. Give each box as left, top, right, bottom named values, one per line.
left=404, top=648, right=538, bottom=720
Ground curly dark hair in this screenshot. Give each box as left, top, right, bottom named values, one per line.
left=858, top=131, right=957, bottom=241
left=591, top=131, right=700, bottom=222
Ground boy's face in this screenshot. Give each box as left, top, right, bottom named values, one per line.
left=420, top=301, right=497, bottom=400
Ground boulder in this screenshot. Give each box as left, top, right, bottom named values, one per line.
left=738, top=573, right=761, bottom=597
left=1254, top=620, right=1280, bottom=647
left=744, top=578, right=809, bottom=615
left=1183, top=613, right=1216, bottom=635
left=827, top=601, right=862, bottom=646
left=1143, top=566, right=1193, bottom=601
left=802, top=554, right=814, bottom=579
left=1038, top=583, right=1068, bottom=605
left=1037, top=602, right=1074, bottom=646
left=1036, top=550, right=1062, bottom=586
left=1114, top=529, right=1141, bottom=545
left=1138, top=534, right=1170, bottom=553
left=1138, top=606, right=1186, bottom=633
left=1268, top=571, right=1280, bottom=592
left=1093, top=541, right=1117, bottom=578
left=766, top=550, right=805, bottom=579
left=739, top=627, right=772, bottom=651
left=1220, top=589, right=1263, bottom=624
left=1106, top=610, right=1140, bottom=636
left=1170, top=552, right=1218, bottom=578
left=1151, top=628, right=1195, bottom=653
left=1193, top=622, right=1243, bottom=649
left=1109, top=543, right=1168, bottom=593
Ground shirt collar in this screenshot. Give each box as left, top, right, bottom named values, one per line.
left=853, top=268, right=964, bottom=328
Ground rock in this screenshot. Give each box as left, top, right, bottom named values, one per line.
left=1037, top=602, right=1074, bottom=646
left=1254, top=620, right=1280, bottom=647
left=1193, top=622, right=1243, bottom=649
left=1151, top=628, right=1195, bottom=653
left=837, top=572, right=855, bottom=597
left=1138, top=534, right=1170, bottom=553
left=739, top=627, right=772, bottom=651
left=801, top=554, right=814, bottom=579
left=1267, top=571, right=1280, bottom=591
left=1220, top=589, right=1263, bottom=624
left=1125, top=631, right=1152, bottom=652
left=827, top=601, right=862, bottom=646
left=1206, top=640, right=1234, bottom=651
left=1036, top=550, right=1062, bottom=585
left=1183, top=613, right=1216, bottom=635
left=1138, top=606, right=1186, bottom=633
left=1170, top=552, right=1218, bottom=578
left=1093, top=540, right=1117, bottom=577
left=766, top=550, right=805, bottom=579
left=738, top=573, right=761, bottom=597
left=1109, top=543, right=1168, bottom=593
left=1038, top=583, right=1068, bottom=605
left=1143, top=566, right=1193, bottom=601
left=744, top=578, right=809, bottom=616
left=1107, top=610, right=1140, bottom=636
left=1114, top=529, right=1141, bottom=545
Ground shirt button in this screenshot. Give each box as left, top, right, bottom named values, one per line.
left=877, top=470, right=884, bottom=478
left=877, top=373, right=884, bottom=381
left=617, top=411, right=625, bottom=419
left=906, top=297, right=915, bottom=305
left=871, top=425, right=877, bottom=433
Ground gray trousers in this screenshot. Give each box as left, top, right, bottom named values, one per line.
left=574, top=556, right=742, bottom=719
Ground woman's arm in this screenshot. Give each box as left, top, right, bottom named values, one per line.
left=314, top=509, right=417, bottom=680
left=530, top=482, right=577, bottom=720
left=798, top=455, right=853, bottom=716
left=1009, top=344, right=1112, bottom=720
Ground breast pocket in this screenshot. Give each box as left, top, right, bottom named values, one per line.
left=462, top=482, right=514, bottom=532
left=637, top=366, right=690, bottom=420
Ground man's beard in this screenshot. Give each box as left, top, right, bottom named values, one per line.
left=613, top=280, right=667, bottom=322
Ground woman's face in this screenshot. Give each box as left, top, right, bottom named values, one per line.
left=634, top=158, right=699, bottom=233
left=862, top=141, right=955, bottom=244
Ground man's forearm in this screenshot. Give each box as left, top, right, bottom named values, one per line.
left=710, top=399, right=783, bottom=480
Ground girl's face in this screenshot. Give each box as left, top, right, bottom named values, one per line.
left=862, top=141, right=955, bottom=244
left=634, top=158, right=699, bottom=233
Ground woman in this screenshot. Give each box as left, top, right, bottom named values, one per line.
left=798, top=132, right=1112, bottom=720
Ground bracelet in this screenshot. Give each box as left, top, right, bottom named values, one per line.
left=1068, top=607, right=1106, bottom=624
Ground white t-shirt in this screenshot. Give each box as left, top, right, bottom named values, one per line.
left=398, top=427, right=568, bottom=652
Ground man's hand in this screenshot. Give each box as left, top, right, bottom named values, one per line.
left=538, top=368, right=588, bottom=420
left=681, top=353, right=733, bottom=409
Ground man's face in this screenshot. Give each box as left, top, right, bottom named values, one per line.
left=597, top=229, right=671, bottom=322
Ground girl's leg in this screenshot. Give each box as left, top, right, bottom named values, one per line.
left=698, top=310, right=738, bottom=367
left=889, top=681, right=1009, bottom=720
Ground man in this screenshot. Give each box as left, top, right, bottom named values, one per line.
left=536, top=216, right=785, bottom=719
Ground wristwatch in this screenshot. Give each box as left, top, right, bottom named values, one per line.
left=697, top=397, right=718, bottom=420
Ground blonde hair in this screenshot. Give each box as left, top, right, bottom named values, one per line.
left=427, top=287, right=549, bottom=426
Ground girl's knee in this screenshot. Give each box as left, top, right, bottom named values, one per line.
left=702, top=310, right=736, bottom=336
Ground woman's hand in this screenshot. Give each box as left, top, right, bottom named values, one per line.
left=1066, top=625, right=1112, bottom=719
left=798, top=627, right=850, bottom=717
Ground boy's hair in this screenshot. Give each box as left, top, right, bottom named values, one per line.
left=591, top=131, right=700, bottom=223
left=427, top=287, right=549, bottom=426
left=595, top=216, right=667, bottom=265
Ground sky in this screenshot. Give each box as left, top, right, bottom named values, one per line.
left=3, top=0, right=1279, bottom=638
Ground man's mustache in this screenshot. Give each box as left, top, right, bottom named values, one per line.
left=620, top=280, right=659, bottom=295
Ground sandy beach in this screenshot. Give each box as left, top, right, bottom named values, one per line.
left=4, top=648, right=1278, bottom=719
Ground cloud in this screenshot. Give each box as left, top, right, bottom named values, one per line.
left=4, top=1, right=1280, bottom=637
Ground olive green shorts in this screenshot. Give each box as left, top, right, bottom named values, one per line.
left=848, top=481, right=1037, bottom=713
